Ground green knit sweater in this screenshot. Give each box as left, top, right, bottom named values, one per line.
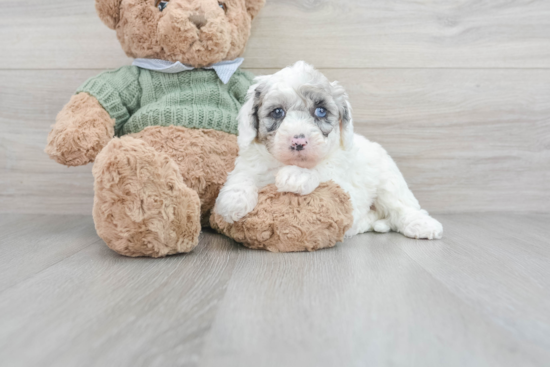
left=76, top=66, right=254, bottom=136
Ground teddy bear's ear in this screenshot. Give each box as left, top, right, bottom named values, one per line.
left=95, top=0, right=122, bottom=30
left=246, top=0, right=265, bottom=20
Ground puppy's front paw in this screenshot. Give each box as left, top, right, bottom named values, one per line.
left=215, top=187, right=258, bottom=224
left=402, top=214, right=443, bottom=240
left=276, top=166, right=320, bottom=195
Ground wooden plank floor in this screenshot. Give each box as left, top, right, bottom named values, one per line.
left=1, top=213, right=549, bottom=367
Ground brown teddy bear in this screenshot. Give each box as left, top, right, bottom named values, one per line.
left=45, top=0, right=353, bottom=257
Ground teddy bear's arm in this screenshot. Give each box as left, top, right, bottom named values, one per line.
left=45, top=93, right=115, bottom=167
left=45, top=66, right=142, bottom=166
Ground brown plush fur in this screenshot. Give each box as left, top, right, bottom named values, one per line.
left=95, top=0, right=122, bottom=29
left=210, top=182, right=354, bottom=252
left=95, top=0, right=266, bottom=67
left=130, top=126, right=239, bottom=225
left=45, top=93, right=115, bottom=166
left=93, top=136, right=202, bottom=257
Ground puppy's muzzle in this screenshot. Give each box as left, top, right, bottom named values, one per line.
left=291, top=135, right=308, bottom=151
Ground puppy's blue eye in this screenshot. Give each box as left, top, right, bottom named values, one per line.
left=315, top=107, right=327, bottom=118
left=270, top=108, right=285, bottom=119
left=219, top=2, right=227, bottom=12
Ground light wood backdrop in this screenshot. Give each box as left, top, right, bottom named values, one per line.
left=1, top=0, right=549, bottom=214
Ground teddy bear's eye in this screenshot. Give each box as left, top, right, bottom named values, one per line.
left=218, top=2, right=227, bottom=13
left=156, top=0, right=169, bottom=11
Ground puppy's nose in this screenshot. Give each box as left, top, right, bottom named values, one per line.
left=189, top=12, right=207, bottom=29
left=291, top=135, right=308, bottom=151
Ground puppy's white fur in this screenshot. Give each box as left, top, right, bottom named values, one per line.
left=216, top=62, right=443, bottom=240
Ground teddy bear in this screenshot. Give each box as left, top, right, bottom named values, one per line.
left=45, top=0, right=353, bottom=257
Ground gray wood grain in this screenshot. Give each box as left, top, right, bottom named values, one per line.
left=397, top=214, right=550, bottom=350
left=0, top=226, right=240, bottom=367
left=0, top=214, right=100, bottom=292
left=197, top=213, right=550, bottom=367
left=2, top=69, right=548, bottom=214
left=1, top=214, right=549, bottom=367
left=2, top=0, right=550, bottom=69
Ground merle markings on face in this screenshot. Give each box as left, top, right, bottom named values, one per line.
left=244, top=62, right=353, bottom=169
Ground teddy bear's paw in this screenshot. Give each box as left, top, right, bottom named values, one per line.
left=93, top=136, right=202, bottom=257
left=46, top=128, right=103, bottom=166
left=402, top=213, right=443, bottom=240
left=45, top=93, right=115, bottom=167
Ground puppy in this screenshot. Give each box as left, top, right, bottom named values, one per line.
left=215, top=61, right=443, bottom=240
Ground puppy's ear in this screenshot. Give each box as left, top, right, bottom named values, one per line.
left=246, top=0, right=265, bottom=20
left=237, top=83, right=262, bottom=151
left=95, top=0, right=122, bottom=30
left=332, top=81, right=354, bottom=150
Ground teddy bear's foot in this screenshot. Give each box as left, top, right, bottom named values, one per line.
left=210, top=181, right=354, bottom=252
left=130, top=126, right=238, bottom=226
left=92, top=136, right=202, bottom=257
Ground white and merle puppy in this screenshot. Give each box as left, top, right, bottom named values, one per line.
left=215, top=61, right=443, bottom=239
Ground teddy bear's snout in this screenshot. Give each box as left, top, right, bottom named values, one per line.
left=189, top=12, right=207, bottom=29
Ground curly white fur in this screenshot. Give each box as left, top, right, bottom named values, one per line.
left=216, top=61, right=443, bottom=240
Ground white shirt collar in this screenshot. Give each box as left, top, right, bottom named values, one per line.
left=132, top=58, right=244, bottom=84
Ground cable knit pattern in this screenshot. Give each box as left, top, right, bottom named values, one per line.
left=76, top=66, right=254, bottom=136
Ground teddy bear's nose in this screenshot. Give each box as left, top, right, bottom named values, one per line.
left=189, top=12, right=207, bottom=29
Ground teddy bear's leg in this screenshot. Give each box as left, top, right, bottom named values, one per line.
left=131, top=126, right=239, bottom=226
left=210, top=182, right=354, bottom=252
left=92, top=136, right=201, bottom=257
